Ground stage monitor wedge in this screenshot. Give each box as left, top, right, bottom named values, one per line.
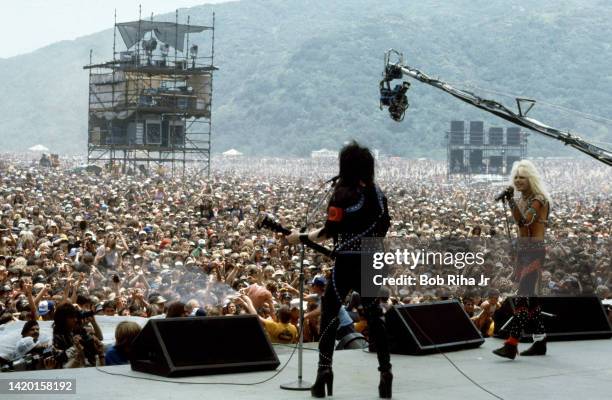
left=130, top=315, right=280, bottom=377
left=382, top=300, right=484, bottom=355
left=493, top=296, right=612, bottom=341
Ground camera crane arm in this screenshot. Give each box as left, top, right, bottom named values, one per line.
left=379, top=49, right=612, bottom=167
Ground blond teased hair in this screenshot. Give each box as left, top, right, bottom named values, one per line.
left=509, top=160, right=552, bottom=206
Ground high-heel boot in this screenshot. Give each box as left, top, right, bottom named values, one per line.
left=492, top=342, right=518, bottom=360
left=311, top=367, right=333, bottom=398
left=378, top=370, right=393, bottom=399
left=493, top=336, right=519, bottom=360
left=520, top=338, right=547, bottom=356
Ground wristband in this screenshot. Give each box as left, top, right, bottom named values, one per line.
left=299, top=233, right=310, bottom=243
left=299, top=232, right=317, bottom=248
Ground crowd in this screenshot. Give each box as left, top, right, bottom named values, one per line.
left=0, top=153, right=610, bottom=370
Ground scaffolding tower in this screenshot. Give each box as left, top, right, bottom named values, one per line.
left=447, top=121, right=528, bottom=180
left=84, top=11, right=216, bottom=176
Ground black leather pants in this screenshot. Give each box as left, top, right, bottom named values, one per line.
left=317, top=255, right=391, bottom=372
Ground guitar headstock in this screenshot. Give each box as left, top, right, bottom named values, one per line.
left=256, top=213, right=286, bottom=234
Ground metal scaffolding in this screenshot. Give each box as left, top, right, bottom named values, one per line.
left=83, top=10, right=216, bottom=176
left=446, top=121, right=528, bottom=180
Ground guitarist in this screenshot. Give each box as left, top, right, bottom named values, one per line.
left=287, top=141, right=393, bottom=398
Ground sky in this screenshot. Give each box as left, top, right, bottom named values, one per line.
left=1, top=0, right=232, bottom=58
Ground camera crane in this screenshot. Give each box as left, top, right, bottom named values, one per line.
left=379, top=49, right=612, bottom=167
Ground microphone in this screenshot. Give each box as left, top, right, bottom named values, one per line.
left=495, top=186, right=514, bottom=202
left=325, top=175, right=340, bottom=184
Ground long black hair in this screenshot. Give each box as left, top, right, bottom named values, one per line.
left=52, top=302, right=78, bottom=335
left=337, top=141, right=375, bottom=188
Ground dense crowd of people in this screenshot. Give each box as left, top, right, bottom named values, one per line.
left=0, top=153, right=610, bottom=370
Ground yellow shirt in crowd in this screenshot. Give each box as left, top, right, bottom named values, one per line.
left=261, top=319, right=298, bottom=344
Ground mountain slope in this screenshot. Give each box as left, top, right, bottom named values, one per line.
left=1, top=0, right=610, bottom=158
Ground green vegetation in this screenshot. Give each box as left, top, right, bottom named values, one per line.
left=1, top=0, right=610, bottom=158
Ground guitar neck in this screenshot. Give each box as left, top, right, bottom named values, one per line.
left=301, top=240, right=334, bottom=258
left=257, top=214, right=334, bottom=258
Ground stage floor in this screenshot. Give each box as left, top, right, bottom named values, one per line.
left=2, top=338, right=611, bottom=400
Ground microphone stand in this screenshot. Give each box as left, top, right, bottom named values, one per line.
left=280, top=242, right=311, bottom=391
left=501, top=199, right=513, bottom=241
left=281, top=179, right=333, bottom=391
left=500, top=198, right=517, bottom=282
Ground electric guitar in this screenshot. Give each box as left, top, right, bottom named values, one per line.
left=255, top=213, right=335, bottom=258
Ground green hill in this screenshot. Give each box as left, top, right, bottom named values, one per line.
left=1, top=0, right=611, bottom=158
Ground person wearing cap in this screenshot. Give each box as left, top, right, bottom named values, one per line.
left=286, top=141, right=393, bottom=398
left=190, top=238, right=206, bottom=258
left=38, top=300, right=55, bottom=321
left=493, top=160, right=552, bottom=360
left=148, top=294, right=167, bottom=316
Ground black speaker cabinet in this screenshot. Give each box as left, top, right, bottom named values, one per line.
left=493, top=296, right=612, bottom=341
left=379, top=300, right=484, bottom=355
left=130, top=315, right=280, bottom=377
